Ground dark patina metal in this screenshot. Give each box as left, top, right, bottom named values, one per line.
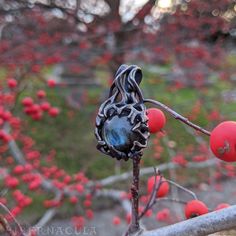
left=95, top=65, right=150, bottom=161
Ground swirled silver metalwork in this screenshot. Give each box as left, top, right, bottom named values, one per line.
left=95, top=65, right=150, bottom=161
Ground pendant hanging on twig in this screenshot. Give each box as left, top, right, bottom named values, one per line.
left=95, top=65, right=150, bottom=161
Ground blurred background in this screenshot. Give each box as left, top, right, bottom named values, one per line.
left=0, top=0, right=236, bottom=235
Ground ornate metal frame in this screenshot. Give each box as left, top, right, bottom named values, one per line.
left=95, top=65, right=150, bottom=161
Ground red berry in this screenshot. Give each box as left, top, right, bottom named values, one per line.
left=126, top=213, right=131, bottom=224
left=30, top=104, right=41, bottom=114
left=86, top=209, right=94, bottom=220
left=48, top=107, right=60, bottom=117
left=2, top=111, right=12, bottom=121
left=47, top=79, right=56, bottom=88
left=147, top=176, right=169, bottom=198
left=22, top=97, right=34, bottom=107
left=156, top=208, right=170, bottom=222
left=210, top=121, right=236, bottom=162
left=185, top=200, right=208, bottom=219
left=31, top=111, right=43, bottom=121
left=43, top=200, right=53, bottom=208
left=28, top=180, right=41, bottom=190
left=83, top=200, right=92, bottom=208
left=145, top=209, right=152, bottom=217
left=71, top=216, right=85, bottom=230
left=69, top=196, right=78, bottom=204
left=215, top=203, right=230, bottom=211
left=10, top=206, right=21, bottom=217
left=7, top=78, right=17, bottom=88
left=63, top=175, right=71, bottom=184
left=147, top=108, right=166, bottom=133
left=24, top=164, right=33, bottom=172
left=40, top=102, right=51, bottom=111
left=76, top=184, right=84, bottom=193
left=13, top=165, right=24, bottom=175
left=29, top=229, right=37, bottom=236
left=5, top=176, right=19, bottom=188
left=37, top=90, right=46, bottom=99
left=112, top=216, right=121, bottom=225
left=24, top=197, right=32, bottom=206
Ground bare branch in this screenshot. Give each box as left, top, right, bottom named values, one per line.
left=92, top=159, right=217, bottom=187
left=0, top=203, right=26, bottom=236
left=139, top=169, right=162, bottom=219
left=142, top=205, right=236, bottom=236
left=144, top=99, right=211, bottom=136
left=166, top=180, right=197, bottom=200
left=33, top=193, right=61, bottom=228
left=125, top=0, right=156, bottom=25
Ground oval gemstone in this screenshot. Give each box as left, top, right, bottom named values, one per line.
left=102, top=116, right=133, bottom=152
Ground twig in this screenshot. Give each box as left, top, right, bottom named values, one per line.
left=33, top=192, right=61, bottom=228
left=0, top=203, right=25, bottom=236
left=0, top=214, right=15, bottom=236
left=139, top=168, right=162, bottom=219
left=144, top=99, right=211, bottom=136
left=166, top=180, right=197, bottom=200
left=155, top=197, right=187, bottom=205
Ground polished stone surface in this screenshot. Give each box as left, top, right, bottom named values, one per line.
left=102, top=115, right=133, bottom=152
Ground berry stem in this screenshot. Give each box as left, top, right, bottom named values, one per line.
left=144, top=99, right=211, bottom=136
left=166, top=180, right=197, bottom=200
left=139, top=168, right=162, bottom=219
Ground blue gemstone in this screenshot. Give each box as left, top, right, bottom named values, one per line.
left=103, top=116, right=133, bottom=152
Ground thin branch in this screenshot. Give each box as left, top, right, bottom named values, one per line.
left=0, top=214, right=15, bottom=236
left=156, top=197, right=187, bottom=205
left=139, top=168, right=162, bottom=219
left=125, top=0, right=155, bottom=25
left=33, top=192, right=61, bottom=228
left=166, top=180, right=197, bottom=200
left=144, top=99, right=211, bottom=136
left=0, top=203, right=25, bottom=236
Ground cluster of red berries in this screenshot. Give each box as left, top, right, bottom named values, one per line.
left=0, top=188, right=33, bottom=218
left=22, top=85, right=60, bottom=120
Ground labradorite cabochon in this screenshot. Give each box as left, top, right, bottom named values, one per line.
left=102, top=115, right=136, bottom=153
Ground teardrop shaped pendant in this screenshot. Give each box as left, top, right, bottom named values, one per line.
left=95, top=65, right=150, bottom=161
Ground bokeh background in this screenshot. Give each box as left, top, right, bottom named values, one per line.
left=0, top=0, right=236, bottom=235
